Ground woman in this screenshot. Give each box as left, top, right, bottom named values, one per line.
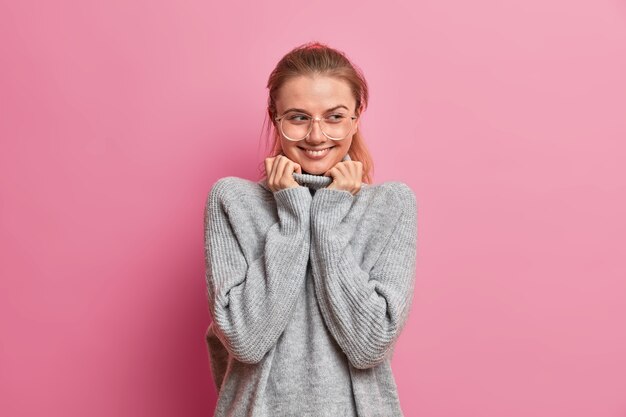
left=204, top=41, right=418, bottom=416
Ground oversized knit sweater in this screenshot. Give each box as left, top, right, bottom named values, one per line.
left=203, top=153, right=418, bottom=417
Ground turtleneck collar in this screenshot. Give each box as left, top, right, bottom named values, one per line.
left=293, top=152, right=351, bottom=190
left=259, top=153, right=352, bottom=192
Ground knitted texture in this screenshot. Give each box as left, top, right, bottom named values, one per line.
left=203, top=153, right=418, bottom=416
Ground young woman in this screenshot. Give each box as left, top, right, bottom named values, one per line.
left=204, top=41, right=418, bottom=416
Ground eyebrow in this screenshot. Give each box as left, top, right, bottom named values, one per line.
left=282, top=105, right=350, bottom=114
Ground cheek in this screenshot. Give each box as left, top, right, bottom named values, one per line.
left=279, top=138, right=292, bottom=149
left=340, top=137, right=353, bottom=149
left=280, top=141, right=300, bottom=157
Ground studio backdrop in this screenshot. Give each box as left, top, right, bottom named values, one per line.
left=1, top=0, right=625, bottom=416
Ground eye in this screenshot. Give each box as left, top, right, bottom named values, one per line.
left=286, top=113, right=310, bottom=123
left=325, top=113, right=346, bottom=123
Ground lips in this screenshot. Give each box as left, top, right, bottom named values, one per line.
left=299, top=146, right=334, bottom=160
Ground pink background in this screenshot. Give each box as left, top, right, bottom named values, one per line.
left=1, top=0, right=625, bottom=416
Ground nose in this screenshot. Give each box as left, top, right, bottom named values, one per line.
left=305, top=118, right=328, bottom=145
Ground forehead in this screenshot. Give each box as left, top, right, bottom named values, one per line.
left=276, top=75, right=355, bottom=111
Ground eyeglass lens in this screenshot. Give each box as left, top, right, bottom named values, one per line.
left=280, top=112, right=354, bottom=141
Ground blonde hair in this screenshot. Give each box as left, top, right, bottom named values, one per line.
left=258, top=41, right=374, bottom=183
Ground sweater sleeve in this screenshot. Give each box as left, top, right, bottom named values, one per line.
left=203, top=177, right=312, bottom=364
left=309, top=182, right=418, bottom=369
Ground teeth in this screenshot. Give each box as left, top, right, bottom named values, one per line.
left=303, top=148, right=331, bottom=156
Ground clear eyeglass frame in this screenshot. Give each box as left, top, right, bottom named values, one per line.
left=274, top=112, right=358, bottom=141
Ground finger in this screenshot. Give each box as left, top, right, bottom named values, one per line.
left=281, top=157, right=299, bottom=183
left=279, top=156, right=298, bottom=187
left=265, top=158, right=275, bottom=191
left=335, top=162, right=350, bottom=188
left=274, top=155, right=287, bottom=187
left=337, top=162, right=350, bottom=178
left=269, top=157, right=279, bottom=191
left=342, top=162, right=354, bottom=193
left=283, top=157, right=300, bottom=175
left=348, top=161, right=359, bottom=192
left=282, top=158, right=299, bottom=188
left=350, top=162, right=359, bottom=194
left=349, top=161, right=357, bottom=177
left=355, top=161, right=363, bottom=193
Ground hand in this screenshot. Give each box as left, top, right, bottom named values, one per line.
left=264, top=154, right=302, bottom=192
left=323, top=160, right=363, bottom=195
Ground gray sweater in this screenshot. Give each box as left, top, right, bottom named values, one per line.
left=203, top=153, right=418, bottom=416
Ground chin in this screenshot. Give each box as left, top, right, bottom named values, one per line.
left=301, top=162, right=332, bottom=176
left=301, top=167, right=323, bottom=175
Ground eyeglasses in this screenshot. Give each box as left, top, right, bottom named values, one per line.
left=274, top=111, right=358, bottom=141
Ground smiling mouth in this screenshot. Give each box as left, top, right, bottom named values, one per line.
left=299, top=146, right=334, bottom=155
left=298, top=146, right=334, bottom=151
left=299, top=146, right=335, bottom=150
